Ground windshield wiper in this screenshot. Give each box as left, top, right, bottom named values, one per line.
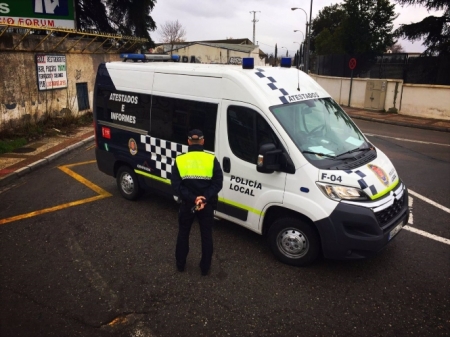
left=302, top=150, right=336, bottom=158
left=335, top=146, right=372, bottom=158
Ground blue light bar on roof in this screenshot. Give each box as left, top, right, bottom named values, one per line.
left=280, top=57, right=292, bottom=68
left=120, top=53, right=145, bottom=60
left=119, top=54, right=180, bottom=62
left=242, top=58, right=254, bottom=69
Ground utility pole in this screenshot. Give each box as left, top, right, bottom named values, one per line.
left=292, top=7, right=309, bottom=71
left=250, top=11, right=261, bottom=45
left=307, top=0, right=313, bottom=73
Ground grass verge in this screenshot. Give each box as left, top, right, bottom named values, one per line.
left=0, top=138, right=28, bottom=154
left=0, top=111, right=93, bottom=155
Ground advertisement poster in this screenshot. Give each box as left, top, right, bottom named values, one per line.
left=0, top=0, right=75, bottom=29
left=36, top=54, right=68, bottom=91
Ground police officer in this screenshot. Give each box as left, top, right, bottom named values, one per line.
left=171, top=129, right=223, bottom=276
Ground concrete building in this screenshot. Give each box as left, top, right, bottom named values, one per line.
left=154, top=38, right=267, bottom=66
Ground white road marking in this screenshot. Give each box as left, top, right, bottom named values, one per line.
left=403, top=225, right=450, bottom=245
left=365, top=133, right=450, bottom=147
left=409, top=189, right=450, bottom=214
left=365, top=133, right=450, bottom=243
left=408, top=196, right=414, bottom=225
left=402, top=193, right=450, bottom=245
left=364, top=134, right=450, bottom=244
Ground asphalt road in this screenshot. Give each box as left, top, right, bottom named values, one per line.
left=0, top=120, right=449, bottom=337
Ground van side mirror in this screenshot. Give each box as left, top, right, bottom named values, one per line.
left=257, top=143, right=281, bottom=173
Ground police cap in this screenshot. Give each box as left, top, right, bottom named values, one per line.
left=188, top=129, right=204, bottom=140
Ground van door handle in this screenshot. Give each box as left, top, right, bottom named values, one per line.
left=223, top=157, right=231, bottom=173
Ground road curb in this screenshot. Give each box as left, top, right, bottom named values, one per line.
left=349, top=115, right=450, bottom=133
left=0, top=135, right=95, bottom=188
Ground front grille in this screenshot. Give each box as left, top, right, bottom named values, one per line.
left=375, top=194, right=405, bottom=227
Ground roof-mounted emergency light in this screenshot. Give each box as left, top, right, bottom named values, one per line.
left=242, top=58, right=254, bottom=69
left=120, top=53, right=145, bottom=61
left=120, top=54, right=180, bottom=62
left=280, top=57, right=292, bottom=68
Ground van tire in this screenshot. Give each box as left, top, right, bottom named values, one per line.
left=268, top=218, right=320, bottom=266
left=117, top=166, right=141, bottom=201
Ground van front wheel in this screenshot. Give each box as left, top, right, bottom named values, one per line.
left=117, top=166, right=141, bottom=201
left=268, top=218, right=320, bottom=266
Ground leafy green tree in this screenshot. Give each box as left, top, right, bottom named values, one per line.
left=394, top=0, right=449, bottom=55
left=314, top=27, right=346, bottom=55
left=389, top=43, right=404, bottom=53
left=75, top=0, right=157, bottom=46
left=341, top=0, right=397, bottom=54
left=106, top=0, right=156, bottom=45
left=311, top=4, right=347, bottom=54
left=76, top=0, right=115, bottom=33
left=299, top=43, right=304, bottom=66
left=274, top=44, right=278, bottom=65
left=311, top=0, right=396, bottom=55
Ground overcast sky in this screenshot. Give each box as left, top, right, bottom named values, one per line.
left=150, top=0, right=444, bottom=55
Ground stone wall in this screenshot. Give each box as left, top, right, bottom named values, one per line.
left=0, top=51, right=120, bottom=130
left=311, top=74, right=450, bottom=120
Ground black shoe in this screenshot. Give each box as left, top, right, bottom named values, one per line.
left=199, top=262, right=209, bottom=276
left=177, top=264, right=185, bottom=272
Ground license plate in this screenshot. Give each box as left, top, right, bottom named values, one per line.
left=388, top=221, right=403, bottom=241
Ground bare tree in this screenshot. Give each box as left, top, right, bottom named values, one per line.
left=159, top=20, right=187, bottom=54
left=390, top=43, right=404, bottom=53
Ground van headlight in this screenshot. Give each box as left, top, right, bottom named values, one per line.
left=316, top=182, right=369, bottom=201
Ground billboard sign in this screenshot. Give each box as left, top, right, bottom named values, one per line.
left=36, top=54, right=68, bottom=91
left=0, top=0, right=75, bottom=29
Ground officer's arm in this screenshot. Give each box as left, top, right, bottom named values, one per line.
left=204, top=157, right=224, bottom=202
left=171, top=161, right=196, bottom=203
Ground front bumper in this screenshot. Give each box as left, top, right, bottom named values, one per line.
left=315, top=182, right=409, bottom=260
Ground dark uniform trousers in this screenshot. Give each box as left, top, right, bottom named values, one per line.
left=175, top=202, right=214, bottom=272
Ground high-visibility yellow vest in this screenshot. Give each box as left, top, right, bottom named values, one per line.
left=176, top=152, right=215, bottom=180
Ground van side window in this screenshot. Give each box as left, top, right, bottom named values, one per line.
left=227, top=106, right=280, bottom=164
left=150, top=96, right=218, bottom=152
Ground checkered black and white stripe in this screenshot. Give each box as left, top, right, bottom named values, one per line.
left=255, top=68, right=290, bottom=104
left=140, top=135, right=188, bottom=179
left=344, top=169, right=378, bottom=196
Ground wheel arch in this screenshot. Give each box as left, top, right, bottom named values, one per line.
left=113, top=160, right=133, bottom=178
left=262, top=206, right=320, bottom=241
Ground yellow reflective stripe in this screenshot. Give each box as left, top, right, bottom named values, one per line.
left=135, top=169, right=170, bottom=184
left=135, top=170, right=263, bottom=216
left=176, top=152, right=214, bottom=178
left=218, top=197, right=264, bottom=216
left=370, top=178, right=400, bottom=200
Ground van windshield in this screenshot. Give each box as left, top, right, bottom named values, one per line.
left=270, top=98, right=370, bottom=167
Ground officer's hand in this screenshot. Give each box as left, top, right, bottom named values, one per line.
left=195, top=196, right=206, bottom=211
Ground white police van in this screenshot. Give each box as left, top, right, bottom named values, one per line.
left=93, top=54, right=409, bottom=266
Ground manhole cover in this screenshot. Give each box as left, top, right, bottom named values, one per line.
left=12, top=147, right=36, bottom=153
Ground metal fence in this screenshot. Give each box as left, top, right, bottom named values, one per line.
left=0, top=23, right=147, bottom=53
left=315, top=53, right=450, bottom=85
